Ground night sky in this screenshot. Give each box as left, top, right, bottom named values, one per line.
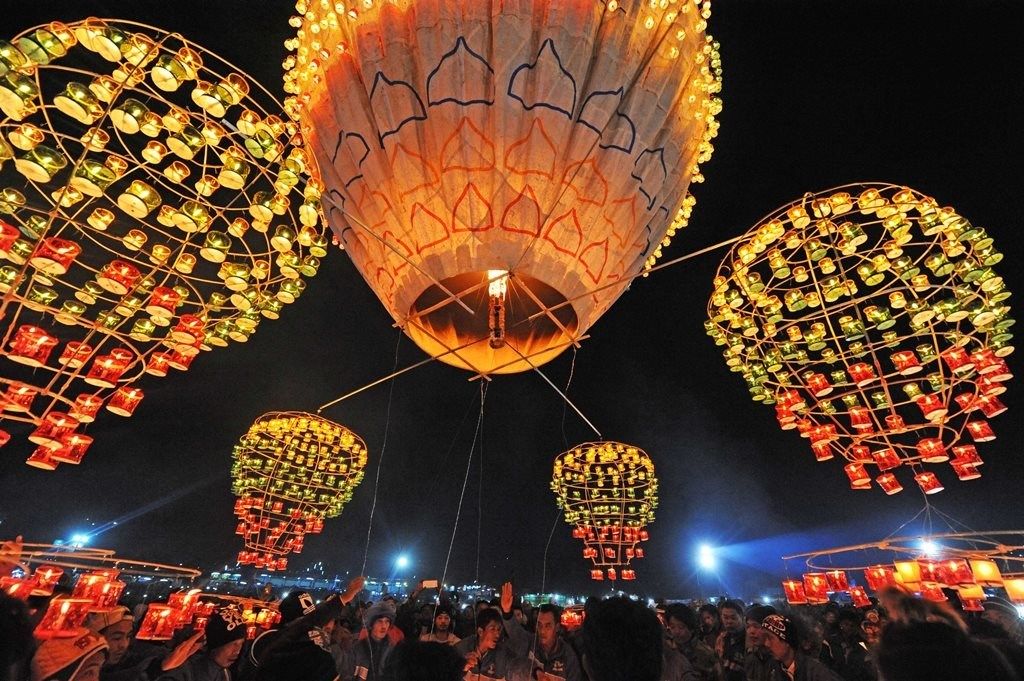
left=1, top=0, right=1022, bottom=598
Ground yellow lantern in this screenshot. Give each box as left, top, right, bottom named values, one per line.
left=288, top=1, right=722, bottom=374
left=969, top=559, right=1004, bottom=586
left=1004, top=578, right=1024, bottom=603
left=894, top=560, right=922, bottom=590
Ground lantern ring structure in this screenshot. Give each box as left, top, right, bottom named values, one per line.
left=551, top=440, right=658, bottom=581
left=778, top=529, right=1024, bottom=610
left=1, top=540, right=201, bottom=579
left=706, top=182, right=1013, bottom=496
left=231, top=411, right=368, bottom=571
left=1, top=18, right=330, bottom=466
left=287, top=0, right=723, bottom=375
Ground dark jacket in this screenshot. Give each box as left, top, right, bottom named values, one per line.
left=155, top=654, right=230, bottom=681
left=341, top=636, right=395, bottom=681
left=455, top=635, right=524, bottom=681
left=769, top=652, right=843, bottom=681
left=501, top=618, right=580, bottom=681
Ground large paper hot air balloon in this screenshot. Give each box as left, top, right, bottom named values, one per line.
left=0, top=19, right=327, bottom=466
left=706, top=183, right=1013, bottom=495
left=231, top=412, right=368, bottom=569
left=551, top=441, right=657, bottom=581
left=284, top=0, right=722, bottom=374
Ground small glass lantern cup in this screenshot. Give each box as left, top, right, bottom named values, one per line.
left=7, top=325, right=59, bottom=367
left=782, top=579, right=807, bottom=605
left=136, top=604, right=177, bottom=640
left=70, top=394, right=103, bottom=422
left=34, top=598, right=93, bottom=639
left=106, top=387, right=144, bottom=416
left=25, top=445, right=60, bottom=470
left=914, top=471, right=944, bottom=495
left=52, top=433, right=93, bottom=464
left=29, top=237, right=81, bottom=275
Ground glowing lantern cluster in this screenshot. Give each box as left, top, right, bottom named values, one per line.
left=286, top=0, right=722, bottom=374
left=231, top=411, right=368, bottom=568
left=551, top=441, right=657, bottom=581
left=0, top=19, right=328, bottom=464
left=136, top=596, right=279, bottom=641
left=706, top=183, right=1013, bottom=494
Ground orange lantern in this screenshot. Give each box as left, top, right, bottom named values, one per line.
left=33, top=566, right=64, bottom=594
left=783, top=579, right=808, bottom=605
left=969, top=559, right=1003, bottom=586
left=71, top=573, right=109, bottom=605
left=914, top=471, right=944, bottom=495
left=57, top=342, right=93, bottom=369
left=850, top=585, right=871, bottom=608
left=916, top=438, right=948, bottom=463
left=864, top=565, right=897, bottom=591
left=876, top=473, right=903, bottom=495
left=825, top=570, right=850, bottom=592
left=966, top=421, right=996, bottom=443
left=920, top=582, right=947, bottom=602
left=289, top=1, right=722, bottom=375
left=106, top=387, right=144, bottom=416
left=7, top=325, right=59, bottom=367
left=1, top=576, right=39, bottom=600
left=26, top=446, right=60, bottom=470
left=136, top=604, right=177, bottom=640
left=1004, top=579, right=1024, bottom=604
left=803, top=573, right=830, bottom=604
left=69, top=394, right=103, bottom=423
left=34, top=598, right=93, bottom=639
left=958, top=584, right=985, bottom=601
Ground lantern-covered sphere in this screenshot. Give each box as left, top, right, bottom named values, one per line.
left=230, top=412, right=368, bottom=565
left=706, top=183, right=1013, bottom=494
left=0, top=19, right=327, bottom=463
left=286, top=0, right=722, bottom=374
left=551, top=441, right=657, bottom=580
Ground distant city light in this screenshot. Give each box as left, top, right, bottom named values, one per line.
left=697, top=543, right=717, bottom=570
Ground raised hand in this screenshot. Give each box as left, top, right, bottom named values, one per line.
left=500, top=581, right=513, bottom=615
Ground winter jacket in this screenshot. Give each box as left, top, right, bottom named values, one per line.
left=155, top=654, right=231, bottom=681
left=455, top=635, right=526, bottom=681
left=718, top=630, right=746, bottom=681
left=677, top=636, right=723, bottom=681
left=255, top=627, right=337, bottom=681
left=664, top=647, right=699, bottom=681
left=500, top=618, right=581, bottom=681
left=340, top=636, right=395, bottom=681
left=745, top=647, right=775, bottom=681
left=768, top=653, right=843, bottom=681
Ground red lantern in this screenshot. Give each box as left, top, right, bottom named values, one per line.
left=805, top=373, right=833, bottom=397
left=0, top=220, right=20, bottom=252
left=876, top=473, right=903, bottom=495
left=977, top=375, right=1007, bottom=396
left=0, top=429, right=9, bottom=447
left=590, top=569, right=604, bottom=581
left=106, top=387, right=144, bottom=416
left=95, top=580, right=126, bottom=609
left=940, top=347, right=973, bottom=374
left=171, top=315, right=206, bottom=343
left=920, top=582, right=947, bottom=602
left=844, top=463, right=870, bottom=486
left=976, top=395, right=1007, bottom=417
left=915, top=438, right=948, bottom=463
left=944, top=560, right=975, bottom=585
left=811, top=441, right=833, bottom=462
left=961, top=598, right=985, bottom=612
left=954, top=393, right=977, bottom=412
left=26, top=446, right=60, bottom=470
left=864, top=565, right=897, bottom=591
left=53, top=433, right=93, bottom=464
left=34, top=598, right=93, bottom=639
left=872, top=447, right=900, bottom=471
left=29, top=237, right=82, bottom=275
left=8, top=325, right=59, bottom=367
left=777, top=389, right=806, bottom=411
left=826, top=570, right=850, bottom=592
left=776, top=406, right=797, bottom=429
left=952, top=462, right=981, bottom=481
left=71, top=573, right=110, bottom=604
left=891, top=350, right=922, bottom=375
left=3, top=383, right=38, bottom=412
left=952, top=445, right=983, bottom=466
left=621, top=569, right=636, bottom=580
left=970, top=348, right=999, bottom=374
left=136, top=604, right=177, bottom=640
left=58, top=341, right=93, bottom=368
left=145, top=286, right=182, bottom=318
left=783, top=579, right=808, bottom=605
left=849, top=406, right=873, bottom=431
left=966, top=420, right=995, bottom=442
left=607, top=568, right=617, bottom=580
left=28, top=411, right=79, bottom=446
left=985, top=359, right=1012, bottom=383
left=146, top=352, right=172, bottom=377
left=70, top=394, right=103, bottom=422
left=803, top=573, right=829, bottom=603
left=33, top=567, right=64, bottom=594
left=168, top=351, right=195, bottom=371
left=914, top=471, right=944, bottom=495
left=1, top=576, right=39, bottom=600
left=850, top=585, right=871, bottom=608
left=85, top=353, right=130, bottom=388
left=847, top=362, right=878, bottom=386
left=97, top=259, right=141, bottom=294
left=809, top=424, right=838, bottom=443
left=916, top=394, right=947, bottom=421
left=885, top=414, right=906, bottom=431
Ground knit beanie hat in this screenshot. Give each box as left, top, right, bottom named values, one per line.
left=745, top=604, right=777, bottom=624
left=204, top=605, right=247, bottom=651
left=762, top=614, right=798, bottom=648
left=31, top=628, right=107, bottom=681
left=363, top=602, right=396, bottom=630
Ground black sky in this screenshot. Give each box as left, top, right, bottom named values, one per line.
left=1, top=0, right=1023, bottom=598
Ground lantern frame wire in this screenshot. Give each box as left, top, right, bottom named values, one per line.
left=1, top=540, right=200, bottom=580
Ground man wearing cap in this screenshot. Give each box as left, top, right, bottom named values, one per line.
left=155, top=606, right=247, bottom=681
left=238, top=590, right=316, bottom=679
left=339, top=602, right=399, bottom=681
left=761, top=615, right=840, bottom=681
left=82, top=606, right=155, bottom=681
left=744, top=605, right=777, bottom=681
left=31, top=628, right=108, bottom=681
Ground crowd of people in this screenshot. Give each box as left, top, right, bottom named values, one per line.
left=3, top=572, right=1024, bottom=681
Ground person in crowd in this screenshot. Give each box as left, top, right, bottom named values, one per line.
left=744, top=605, right=777, bottom=681
left=338, top=602, right=399, bottom=681
left=828, top=609, right=873, bottom=681
left=156, top=607, right=246, bottom=681
left=582, top=596, right=688, bottom=681
left=664, top=603, right=722, bottom=681
left=984, top=600, right=1024, bottom=647
left=83, top=606, right=163, bottom=681
left=382, top=640, right=464, bottom=681
left=456, top=607, right=522, bottom=681
left=714, top=600, right=746, bottom=681
left=875, top=618, right=1018, bottom=681
left=420, top=606, right=460, bottom=646
left=761, top=614, right=841, bottom=681
left=31, top=628, right=107, bottom=681
left=242, top=590, right=316, bottom=677
left=501, top=589, right=582, bottom=681
left=2, top=591, right=35, bottom=681
left=699, top=605, right=722, bottom=650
